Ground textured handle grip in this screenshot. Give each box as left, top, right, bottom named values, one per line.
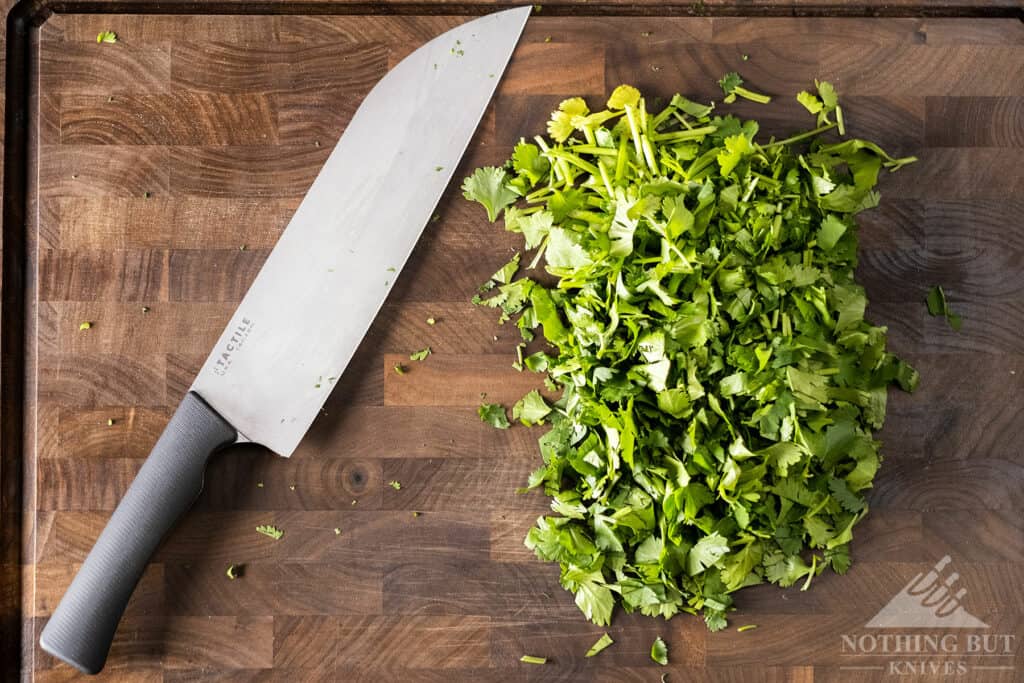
left=40, top=392, right=237, bottom=674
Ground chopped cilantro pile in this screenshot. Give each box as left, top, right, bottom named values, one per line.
left=464, top=82, right=919, bottom=631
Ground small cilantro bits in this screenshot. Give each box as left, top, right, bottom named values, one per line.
left=96, top=31, right=117, bottom=43
left=465, top=82, right=917, bottom=632
left=585, top=633, right=614, bottom=657
left=256, top=524, right=283, bottom=540
left=926, top=285, right=962, bottom=331
left=409, top=347, right=431, bottom=361
left=718, top=71, right=771, bottom=105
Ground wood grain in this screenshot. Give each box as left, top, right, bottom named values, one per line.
left=60, top=93, right=280, bottom=146
left=10, top=9, right=1024, bottom=683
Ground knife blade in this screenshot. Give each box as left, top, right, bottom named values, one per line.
left=40, top=7, right=530, bottom=674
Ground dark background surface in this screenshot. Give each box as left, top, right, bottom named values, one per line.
left=2, top=2, right=1023, bottom=681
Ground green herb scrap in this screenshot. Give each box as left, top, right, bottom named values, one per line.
left=479, top=402, right=511, bottom=429
left=462, top=167, right=518, bottom=221
left=520, top=655, right=547, bottom=665
left=256, top=524, right=283, bottom=540
left=96, top=31, right=118, bottom=44
left=718, top=72, right=771, bottom=105
left=797, top=80, right=845, bottom=136
left=651, top=636, right=669, bottom=665
left=585, top=632, right=614, bottom=657
left=410, top=347, right=432, bottom=361
left=926, top=285, right=962, bottom=331
left=465, top=83, right=918, bottom=631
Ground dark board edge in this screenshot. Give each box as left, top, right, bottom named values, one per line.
left=14, top=1, right=1024, bottom=16
left=0, top=0, right=1020, bottom=679
left=2, top=2, right=48, bottom=680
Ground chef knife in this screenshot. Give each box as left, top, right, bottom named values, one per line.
left=39, top=6, right=530, bottom=674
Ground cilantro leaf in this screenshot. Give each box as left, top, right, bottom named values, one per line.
left=607, top=84, right=641, bottom=110
left=409, top=347, right=431, bottom=361
left=512, top=390, right=552, bottom=425
left=512, top=140, right=550, bottom=187
left=687, top=532, right=730, bottom=575
left=548, top=97, right=589, bottom=142
left=651, top=636, right=668, bottom=665
left=462, top=167, right=517, bottom=221
left=797, top=90, right=823, bottom=115
left=478, top=402, right=510, bottom=429
left=96, top=31, right=118, bottom=43
left=574, top=577, right=615, bottom=626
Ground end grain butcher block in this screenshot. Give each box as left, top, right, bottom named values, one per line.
left=15, top=9, right=1024, bottom=682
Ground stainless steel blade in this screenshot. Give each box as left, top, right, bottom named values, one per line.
left=191, top=7, right=530, bottom=455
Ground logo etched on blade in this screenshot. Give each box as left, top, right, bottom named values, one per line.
left=213, top=317, right=255, bottom=377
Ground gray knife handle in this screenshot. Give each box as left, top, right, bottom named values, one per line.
left=39, top=391, right=237, bottom=674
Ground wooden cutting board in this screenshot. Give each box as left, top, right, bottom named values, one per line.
left=5, top=7, right=1024, bottom=682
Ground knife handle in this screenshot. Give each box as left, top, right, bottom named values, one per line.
left=40, top=391, right=237, bottom=675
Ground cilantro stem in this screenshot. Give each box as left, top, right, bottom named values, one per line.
left=545, top=150, right=601, bottom=178
left=741, top=176, right=759, bottom=203
left=598, top=159, right=615, bottom=196
left=568, top=145, right=619, bottom=156
left=650, top=125, right=717, bottom=142
left=761, top=122, right=837, bottom=149
left=614, top=133, right=629, bottom=183
left=672, top=111, right=696, bottom=130
left=733, top=86, right=772, bottom=104
left=884, top=155, right=918, bottom=172
left=525, top=186, right=554, bottom=203
left=623, top=105, right=646, bottom=173
left=535, top=136, right=571, bottom=184
left=641, top=135, right=660, bottom=176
